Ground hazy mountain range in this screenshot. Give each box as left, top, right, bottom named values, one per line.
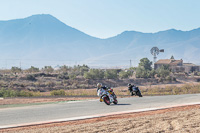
left=0, top=14, right=200, bottom=68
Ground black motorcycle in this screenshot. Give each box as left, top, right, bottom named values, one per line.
left=129, top=86, right=142, bottom=97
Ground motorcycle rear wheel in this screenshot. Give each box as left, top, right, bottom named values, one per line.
left=113, top=99, right=118, bottom=104
left=136, top=91, right=143, bottom=97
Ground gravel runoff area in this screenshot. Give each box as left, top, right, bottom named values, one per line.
left=1, top=104, right=200, bottom=133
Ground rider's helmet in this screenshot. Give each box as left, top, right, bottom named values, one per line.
left=97, top=83, right=102, bottom=88
left=128, top=83, right=132, bottom=87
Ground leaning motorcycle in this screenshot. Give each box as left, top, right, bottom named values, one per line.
left=129, top=86, right=142, bottom=97
left=98, top=88, right=118, bottom=105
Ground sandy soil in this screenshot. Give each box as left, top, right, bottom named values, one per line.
left=1, top=104, right=200, bottom=133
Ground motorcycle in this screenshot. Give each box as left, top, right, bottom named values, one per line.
left=98, top=87, right=118, bottom=105
left=129, top=86, right=142, bottom=97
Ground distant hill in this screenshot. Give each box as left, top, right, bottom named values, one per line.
left=0, top=14, right=200, bottom=68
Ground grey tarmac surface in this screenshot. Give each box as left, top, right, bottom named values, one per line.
left=0, top=94, right=200, bottom=128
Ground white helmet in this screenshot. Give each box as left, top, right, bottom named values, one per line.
left=97, top=83, right=102, bottom=88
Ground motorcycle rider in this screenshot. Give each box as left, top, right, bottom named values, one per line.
left=97, top=83, right=103, bottom=102
left=128, top=83, right=135, bottom=96
left=97, top=83, right=101, bottom=96
left=97, top=83, right=109, bottom=92
left=128, top=83, right=143, bottom=97
left=97, top=83, right=102, bottom=92
left=97, top=83, right=114, bottom=102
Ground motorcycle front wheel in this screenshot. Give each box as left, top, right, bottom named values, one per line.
left=136, top=91, right=143, bottom=97
left=103, top=95, right=111, bottom=105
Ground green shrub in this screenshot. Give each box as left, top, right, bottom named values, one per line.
left=11, top=67, right=22, bottom=74
left=156, top=65, right=170, bottom=78
left=84, top=69, right=104, bottom=79
left=45, top=81, right=55, bottom=87
left=0, top=88, right=16, bottom=97
left=26, top=74, right=37, bottom=81
left=172, top=77, right=176, bottom=81
left=119, top=71, right=129, bottom=79
left=165, top=76, right=172, bottom=81
left=105, top=69, right=118, bottom=79
left=57, top=73, right=69, bottom=79
left=27, top=66, right=40, bottom=73
left=135, top=66, right=156, bottom=78
left=50, top=89, right=65, bottom=96
left=69, top=73, right=76, bottom=80
left=0, top=88, right=40, bottom=97
left=42, top=66, right=54, bottom=73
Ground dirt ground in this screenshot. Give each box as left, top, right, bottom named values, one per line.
left=1, top=104, right=200, bottom=133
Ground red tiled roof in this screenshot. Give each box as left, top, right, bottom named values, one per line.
left=155, top=59, right=172, bottom=64
left=170, top=60, right=182, bottom=65
left=155, top=59, right=182, bottom=65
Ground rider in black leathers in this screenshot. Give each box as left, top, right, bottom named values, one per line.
left=128, top=83, right=142, bottom=97
left=128, top=83, right=135, bottom=96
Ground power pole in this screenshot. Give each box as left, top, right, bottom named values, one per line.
left=130, top=60, right=132, bottom=68
left=20, top=61, right=21, bottom=69
left=5, top=60, right=7, bottom=69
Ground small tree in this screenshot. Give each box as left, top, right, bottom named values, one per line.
left=156, top=65, right=170, bottom=78
left=170, top=55, right=175, bottom=59
left=84, top=69, right=104, bottom=79
left=118, top=71, right=129, bottom=79
left=11, top=67, right=22, bottom=74
left=27, top=66, right=39, bottom=73
left=43, top=66, right=54, bottom=74
left=136, top=67, right=148, bottom=78
left=59, top=65, right=70, bottom=73
left=150, top=69, right=156, bottom=78
left=138, top=58, right=152, bottom=71
left=79, top=64, right=90, bottom=76
left=104, top=69, right=118, bottom=79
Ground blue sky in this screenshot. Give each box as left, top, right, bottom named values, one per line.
left=0, top=0, right=200, bottom=38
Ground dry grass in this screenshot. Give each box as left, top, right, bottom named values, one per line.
left=63, top=83, right=200, bottom=97
left=140, top=83, right=200, bottom=96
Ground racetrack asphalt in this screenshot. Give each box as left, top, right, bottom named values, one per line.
left=0, top=94, right=200, bottom=129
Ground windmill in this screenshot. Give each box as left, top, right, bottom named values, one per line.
left=150, top=47, right=164, bottom=63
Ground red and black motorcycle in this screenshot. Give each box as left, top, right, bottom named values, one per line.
left=98, top=87, right=118, bottom=105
